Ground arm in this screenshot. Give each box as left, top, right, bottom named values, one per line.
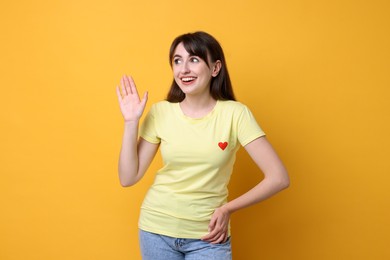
left=116, top=75, right=159, bottom=187
left=118, top=126, right=159, bottom=187
left=225, top=136, right=289, bottom=211
left=202, top=136, right=289, bottom=243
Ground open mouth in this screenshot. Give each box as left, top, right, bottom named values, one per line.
left=181, top=77, right=197, bottom=84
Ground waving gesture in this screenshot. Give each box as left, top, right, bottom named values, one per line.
left=116, top=75, right=148, bottom=122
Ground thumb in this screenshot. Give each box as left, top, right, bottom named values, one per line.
left=208, top=215, right=217, bottom=232
left=141, top=91, right=148, bottom=107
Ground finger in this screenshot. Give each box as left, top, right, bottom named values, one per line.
left=211, top=233, right=226, bottom=244
left=201, top=228, right=219, bottom=241
left=120, top=76, right=128, bottom=95
left=211, top=229, right=228, bottom=244
left=128, top=75, right=140, bottom=97
left=208, top=216, right=217, bottom=232
left=123, top=75, right=132, bottom=95
left=223, top=235, right=229, bottom=243
left=207, top=231, right=225, bottom=244
left=207, top=224, right=228, bottom=242
left=201, top=226, right=216, bottom=240
left=140, top=91, right=148, bottom=108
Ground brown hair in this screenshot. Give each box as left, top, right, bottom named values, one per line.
left=166, top=31, right=236, bottom=102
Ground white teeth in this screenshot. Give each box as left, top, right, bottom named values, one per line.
left=182, top=77, right=196, bottom=82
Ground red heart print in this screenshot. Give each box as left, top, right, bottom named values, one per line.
left=218, top=142, right=228, bottom=150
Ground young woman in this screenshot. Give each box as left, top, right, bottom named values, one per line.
left=116, top=31, right=289, bottom=260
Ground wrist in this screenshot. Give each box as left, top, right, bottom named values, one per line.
left=124, top=119, right=140, bottom=124
left=123, top=120, right=140, bottom=130
left=221, top=203, right=233, bottom=215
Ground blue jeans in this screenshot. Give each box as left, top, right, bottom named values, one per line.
left=139, top=229, right=232, bottom=260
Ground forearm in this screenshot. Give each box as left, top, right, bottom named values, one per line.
left=118, top=120, right=140, bottom=186
left=224, top=173, right=289, bottom=214
left=201, top=172, right=289, bottom=243
left=223, top=137, right=290, bottom=214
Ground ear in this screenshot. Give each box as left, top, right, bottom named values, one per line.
left=211, top=60, right=222, bottom=77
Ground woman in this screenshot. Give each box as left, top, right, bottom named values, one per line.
left=116, top=31, right=289, bottom=260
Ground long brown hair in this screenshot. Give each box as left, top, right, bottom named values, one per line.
left=166, top=31, right=236, bottom=102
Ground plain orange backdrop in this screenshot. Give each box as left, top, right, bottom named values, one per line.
left=1, top=0, right=389, bottom=259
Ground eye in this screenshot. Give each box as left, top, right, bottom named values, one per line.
left=190, top=57, right=200, bottom=63
left=173, top=58, right=182, bottom=65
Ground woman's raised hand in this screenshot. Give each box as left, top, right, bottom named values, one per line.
left=116, top=75, right=148, bottom=122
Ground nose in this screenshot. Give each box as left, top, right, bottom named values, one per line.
left=180, top=61, right=190, bottom=74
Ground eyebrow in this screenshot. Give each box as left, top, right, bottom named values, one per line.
left=173, top=54, right=201, bottom=59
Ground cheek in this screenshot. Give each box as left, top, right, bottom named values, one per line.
left=200, top=68, right=213, bottom=79
left=174, top=78, right=181, bottom=85
left=173, top=74, right=182, bottom=86
left=172, top=67, right=180, bottom=77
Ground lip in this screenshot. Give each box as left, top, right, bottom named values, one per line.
left=180, top=76, right=197, bottom=85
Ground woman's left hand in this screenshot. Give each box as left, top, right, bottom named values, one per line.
left=201, top=205, right=230, bottom=244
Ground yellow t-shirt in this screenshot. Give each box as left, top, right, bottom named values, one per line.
left=139, top=100, right=265, bottom=238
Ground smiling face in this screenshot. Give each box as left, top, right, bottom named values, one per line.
left=172, top=42, right=221, bottom=98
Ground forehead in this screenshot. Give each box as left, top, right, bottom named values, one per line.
left=173, top=42, right=189, bottom=56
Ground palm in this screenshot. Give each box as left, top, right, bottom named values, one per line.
left=116, top=75, right=148, bottom=122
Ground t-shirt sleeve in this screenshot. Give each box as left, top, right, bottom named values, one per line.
left=237, top=105, right=266, bottom=146
left=139, top=105, right=161, bottom=144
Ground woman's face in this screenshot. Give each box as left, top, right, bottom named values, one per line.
left=172, top=42, right=220, bottom=98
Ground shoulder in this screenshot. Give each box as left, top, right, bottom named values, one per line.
left=218, top=100, right=251, bottom=114
left=218, top=100, right=259, bottom=125
left=151, top=100, right=173, bottom=108
left=149, top=100, right=177, bottom=115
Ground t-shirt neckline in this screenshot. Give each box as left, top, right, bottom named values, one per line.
left=175, top=100, right=220, bottom=123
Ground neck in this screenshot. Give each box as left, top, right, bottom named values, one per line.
left=180, top=95, right=217, bottom=118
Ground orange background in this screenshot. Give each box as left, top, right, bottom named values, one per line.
left=1, top=0, right=389, bottom=259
